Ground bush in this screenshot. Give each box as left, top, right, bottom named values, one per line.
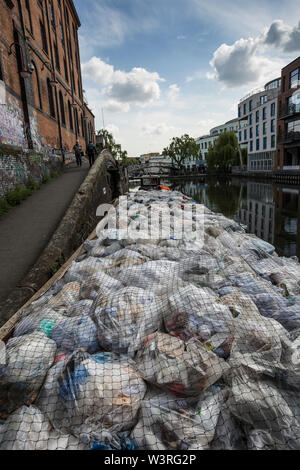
left=0, top=197, right=11, bottom=218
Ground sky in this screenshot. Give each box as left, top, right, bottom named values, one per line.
left=74, top=0, right=300, bottom=157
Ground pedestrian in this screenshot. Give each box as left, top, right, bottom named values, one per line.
left=87, top=140, right=96, bottom=168
left=73, top=140, right=82, bottom=167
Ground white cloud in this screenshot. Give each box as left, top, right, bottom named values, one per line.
left=177, top=35, right=186, bottom=40
left=142, top=123, right=175, bottom=136
left=104, top=100, right=130, bottom=113
left=209, top=20, right=299, bottom=88
left=106, top=124, right=120, bottom=136
left=82, top=57, right=165, bottom=110
left=167, top=84, right=180, bottom=100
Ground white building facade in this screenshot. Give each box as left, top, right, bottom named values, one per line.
left=238, top=78, right=281, bottom=172
left=195, top=118, right=245, bottom=165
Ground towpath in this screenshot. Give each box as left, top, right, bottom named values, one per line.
left=0, top=159, right=89, bottom=303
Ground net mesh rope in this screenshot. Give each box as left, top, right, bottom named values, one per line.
left=0, top=189, right=300, bottom=450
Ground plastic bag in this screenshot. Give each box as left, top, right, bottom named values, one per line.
left=56, top=350, right=146, bottom=445
left=135, top=332, right=228, bottom=397
left=164, top=285, right=234, bottom=344
left=92, top=287, right=166, bottom=356
left=0, top=406, right=87, bottom=450
left=51, top=316, right=99, bottom=353
left=0, top=332, right=56, bottom=417
left=131, top=386, right=224, bottom=450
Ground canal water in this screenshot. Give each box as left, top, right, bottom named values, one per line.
left=172, top=177, right=300, bottom=259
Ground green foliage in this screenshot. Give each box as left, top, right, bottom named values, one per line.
left=0, top=197, right=11, bottom=218
left=206, top=131, right=239, bottom=173
left=120, top=158, right=139, bottom=166
left=96, top=129, right=128, bottom=162
left=162, top=134, right=201, bottom=167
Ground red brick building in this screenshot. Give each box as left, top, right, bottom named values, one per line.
left=277, top=57, right=300, bottom=170
left=0, top=0, right=95, bottom=153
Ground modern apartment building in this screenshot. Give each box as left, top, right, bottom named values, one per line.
left=0, top=0, right=95, bottom=153
left=277, top=57, right=300, bottom=171
left=238, top=77, right=281, bottom=172
left=193, top=118, right=244, bottom=169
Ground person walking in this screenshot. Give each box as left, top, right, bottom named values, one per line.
left=73, top=140, right=82, bottom=167
left=87, top=141, right=96, bottom=168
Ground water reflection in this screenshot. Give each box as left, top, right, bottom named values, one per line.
left=173, top=177, right=300, bottom=258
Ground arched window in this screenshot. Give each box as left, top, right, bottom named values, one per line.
left=47, top=78, right=55, bottom=118
left=32, top=62, right=42, bottom=109
left=59, top=91, right=65, bottom=125
left=68, top=101, right=73, bottom=130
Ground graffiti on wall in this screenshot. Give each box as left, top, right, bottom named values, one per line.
left=0, top=95, right=26, bottom=148
left=0, top=151, right=63, bottom=197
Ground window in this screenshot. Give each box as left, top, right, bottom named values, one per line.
left=54, top=42, right=60, bottom=72
left=263, top=122, right=266, bottom=135
left=243, top=103, right=247, bottom=115
left=263, top=107, right=267, bottom=120
left=270, top=102, right=276, bottom=117
left=60, top=23, right=65, bottom=47
left=290, top=68, right=300, bottom=89
left=238, top=107, right=241, bottom=118
left=32, top=62, right=42, bottom=109
left=244, top=129, right=247, bottom=140
left=74, top=108, right=79, bottom=135
left=256, top=139, right=260, bottom=151
left=250, top=140, right=253, bottom=152
left=287, top=119, right=300, bottom=137
left=25, top=0, right=33, bottom=35
left=271, top=134, right=276, bottom=148
left=68, top=101, right=73, bottom=130
left=263, top=137, right=267, bottom=150
left=249, top=113, right=252, bottom=125
left=81, top=114, right=85, bottom=137
left=59, top=91, right=66, bottom=125
left=249, top=100, right=252, bottom=111
left=64, top=56, right=69, bottom=83
left=49, top=0, right=56, bottom=29
left=262, top=206, right=265, bottom=217
left=47, top=78, right=55, bottom=118
left=40, top=20, right=48, bottom=54
left=271, top=119, right=275, bottom=133
left=288, top=94, right=300, bottom=114
left=249, top=127, right=253, bottom=139
left=256, top=125, right=259, bottom=137
left=256, top=110, right=259, bottom=123
left=260, top=95, right=267, bottom=105
left=239, top=131, right=242, bottom=142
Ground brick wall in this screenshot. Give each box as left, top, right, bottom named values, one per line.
left=0, top=0, right=95, bottom=154
left=277, top=57, right=300, bottom=170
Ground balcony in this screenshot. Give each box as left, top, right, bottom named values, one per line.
left=279, top=104, right=300, bottom=120
left=278, top=131, right=300, bottom=145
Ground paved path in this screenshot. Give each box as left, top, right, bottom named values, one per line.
left=0, top=159, right=89, bottom=302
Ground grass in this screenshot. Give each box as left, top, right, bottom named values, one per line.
left=0, top=170, right=62, bottom=219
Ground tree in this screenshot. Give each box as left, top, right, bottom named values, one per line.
left=206, top=131, right=239, bottom=173
left=162, top=134, right=201, bottom=168
left=96, top=129, right=128, bottom=161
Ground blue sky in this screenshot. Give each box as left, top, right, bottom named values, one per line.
left=74, top=0, right=300, bottom=156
